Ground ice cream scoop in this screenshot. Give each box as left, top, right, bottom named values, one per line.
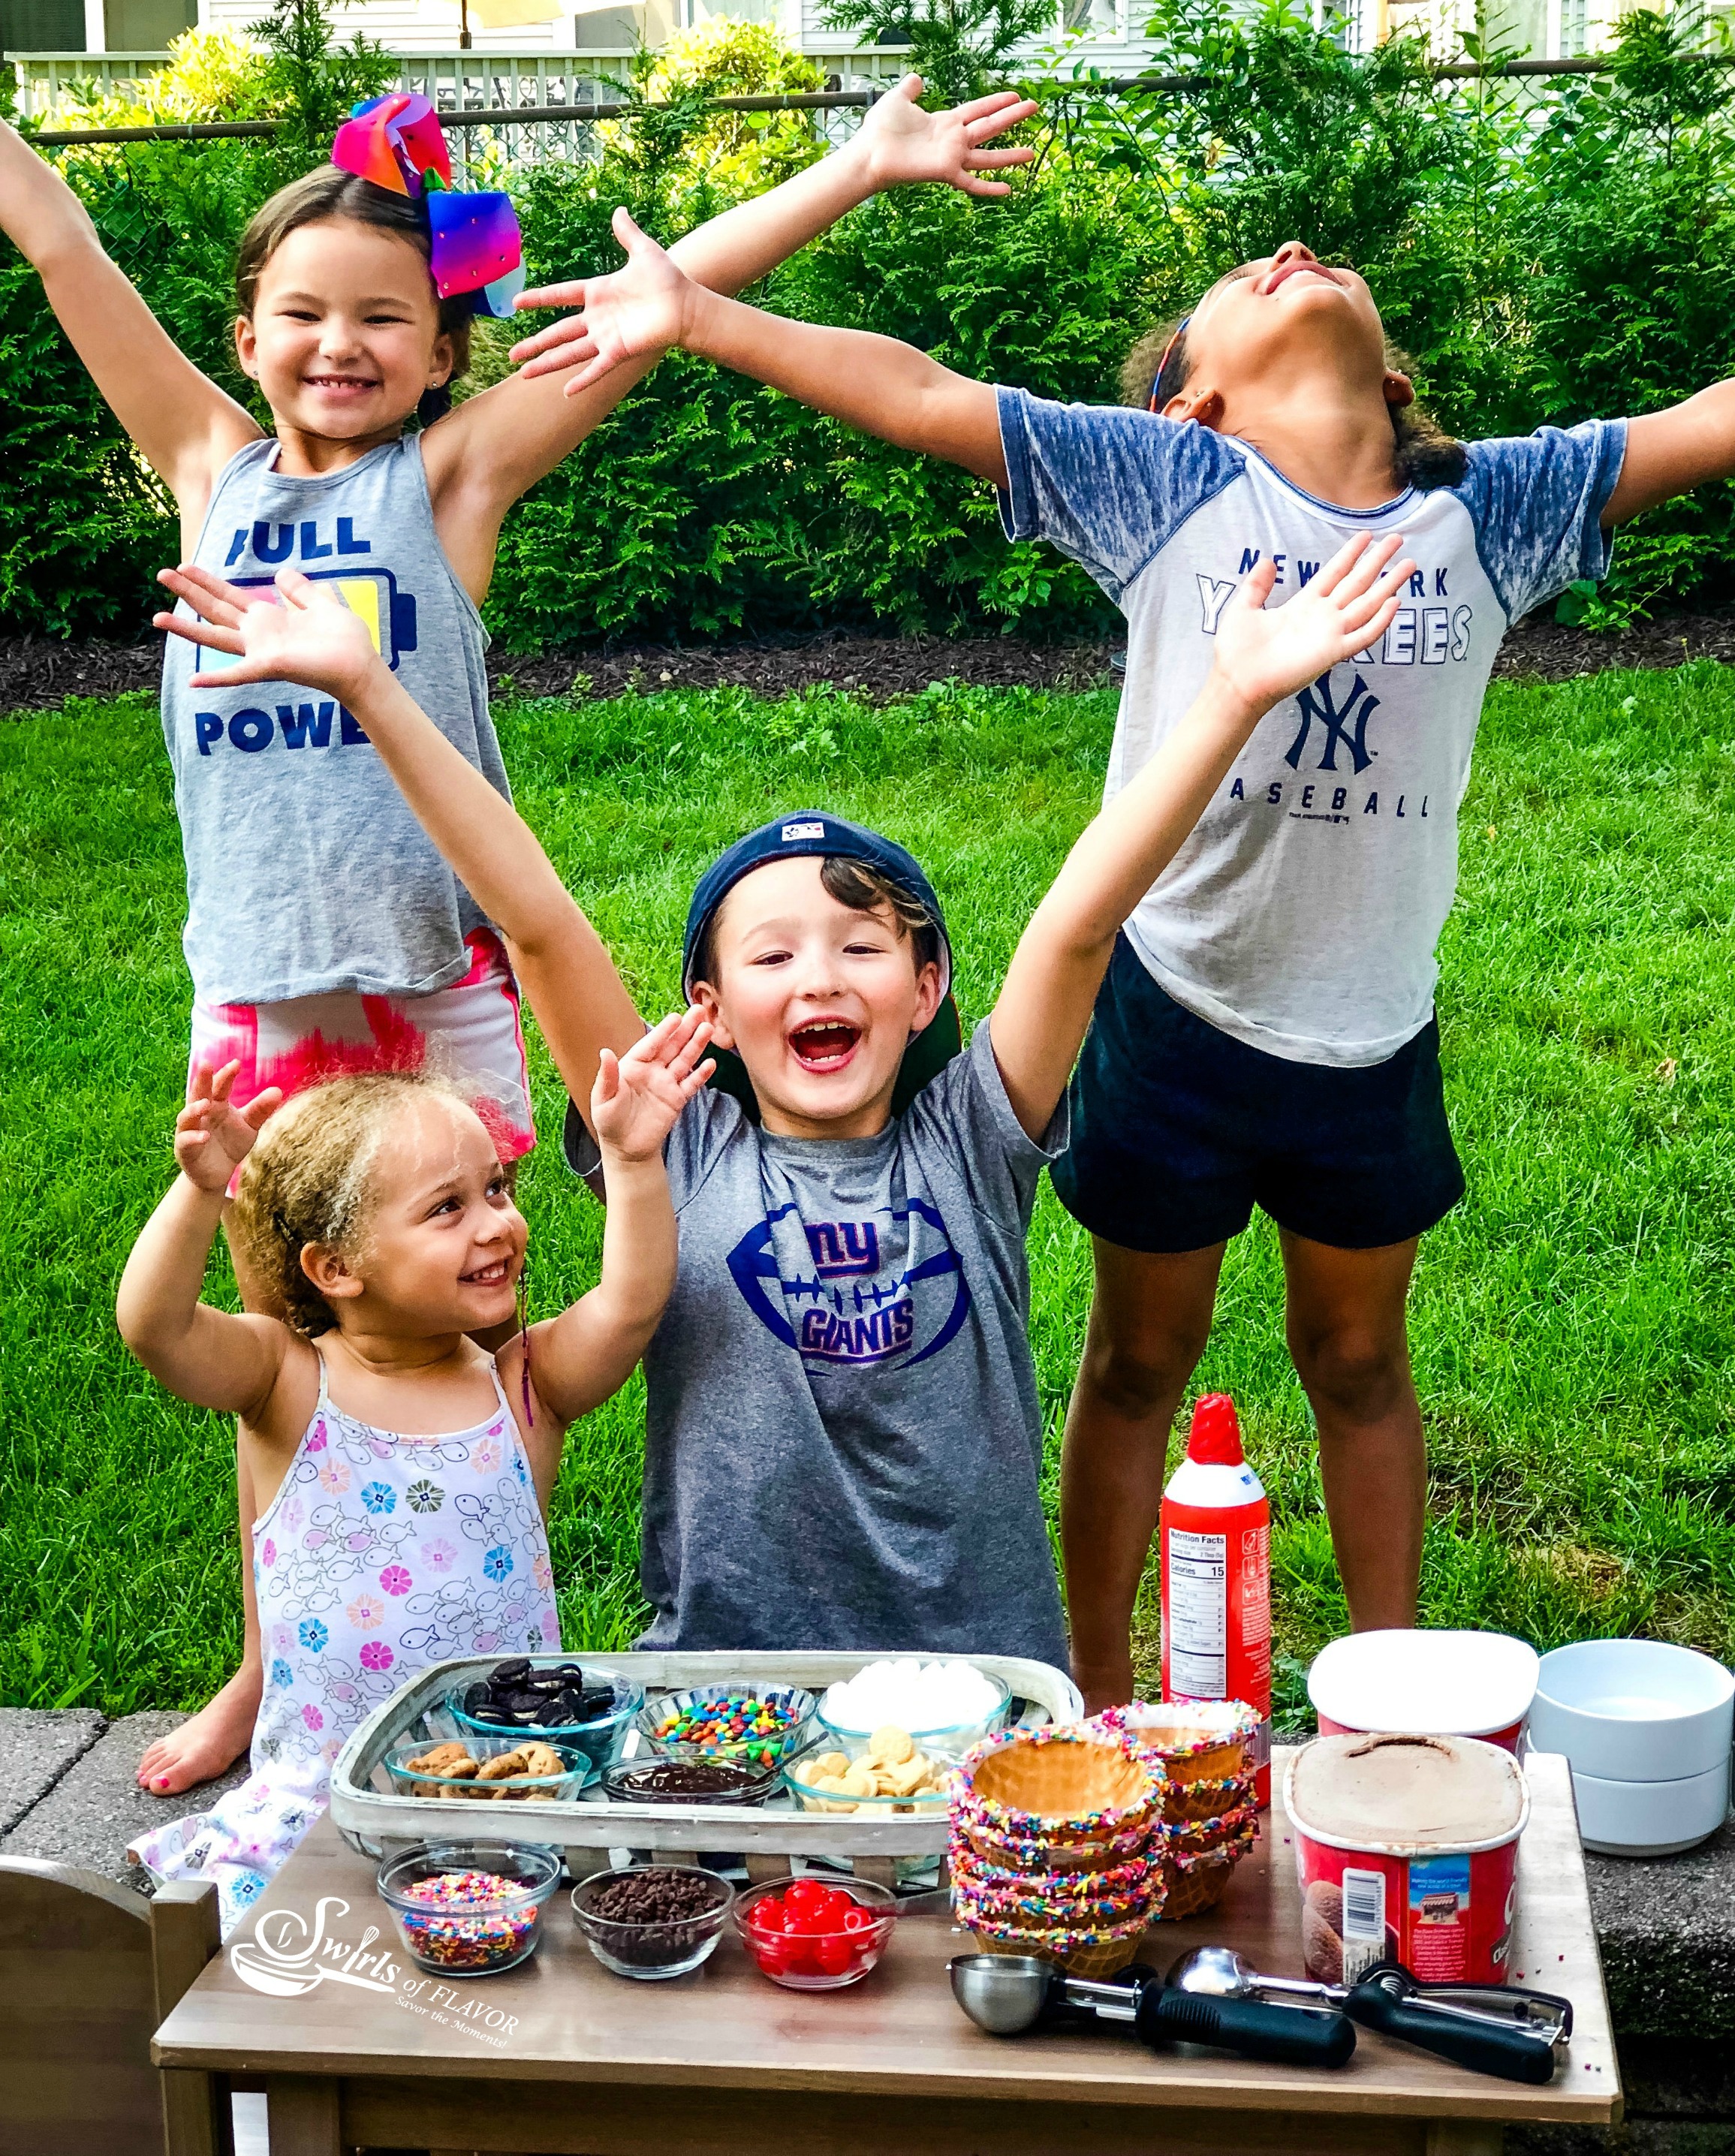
left=946, top=1955, right=1355, bottom=2067
left=1164, top=1947, right=1569, bottom=2084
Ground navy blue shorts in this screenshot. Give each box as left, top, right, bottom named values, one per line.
left=1050, top=935, right=1465, bottom=1254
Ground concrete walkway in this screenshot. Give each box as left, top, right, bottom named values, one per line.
left=0, top=1706, right=250, bottom=1892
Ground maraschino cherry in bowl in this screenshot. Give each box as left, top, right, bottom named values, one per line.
left=733, top=1872, right=898, bottom=1990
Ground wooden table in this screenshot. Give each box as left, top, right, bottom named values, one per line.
left=153, top=1748, right=1621, bottom=2156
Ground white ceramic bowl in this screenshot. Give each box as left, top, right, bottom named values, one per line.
left=1308, top=1629, right=1539, bottom=1750
left=1531, top=1640, right=1734, bottom=1784
left=1569, top=1758, right=1731, bottom=1858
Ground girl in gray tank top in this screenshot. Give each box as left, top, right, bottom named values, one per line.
left=0, top=82, right=1042, bottom=1796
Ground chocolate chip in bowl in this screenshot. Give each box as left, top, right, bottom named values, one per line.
left=570, top=1864, right=736, bottom=1980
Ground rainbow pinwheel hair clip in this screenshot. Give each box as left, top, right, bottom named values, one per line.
left=331, top=93, right=525, bottom=320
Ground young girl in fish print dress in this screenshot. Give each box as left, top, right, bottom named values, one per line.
left=0, top=78, right=1037, bottom=1795
left=122, top=1008, right=713, bottom=1933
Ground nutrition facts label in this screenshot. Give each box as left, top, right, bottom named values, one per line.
left=1166, top=1528, right=1227, bottom=1697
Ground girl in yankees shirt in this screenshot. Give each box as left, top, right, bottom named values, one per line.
left=510, top=212, right=1735, bottom=1707
left=0, top=81, right=1038, bottom=1792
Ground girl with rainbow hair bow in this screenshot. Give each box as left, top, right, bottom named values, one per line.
left=0, top=75, right=1038, bottom=1801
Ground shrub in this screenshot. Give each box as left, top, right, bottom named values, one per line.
left=10, top=0, right=1735, bottom=640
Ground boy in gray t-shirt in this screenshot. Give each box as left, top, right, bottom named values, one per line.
left=159, top=530, right=1417, bottom=1668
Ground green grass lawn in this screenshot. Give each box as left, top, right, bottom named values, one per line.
left=2, top=665, right=1732, bottom=1721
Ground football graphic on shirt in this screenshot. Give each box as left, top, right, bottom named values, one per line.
left=725, top=1196, right=971, bottom=1374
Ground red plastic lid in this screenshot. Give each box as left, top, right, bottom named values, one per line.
left=1187, top=1393, right=1243, bottom=1465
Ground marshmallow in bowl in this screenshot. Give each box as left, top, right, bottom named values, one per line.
left=821, top=1660, right=1002, bottom=1736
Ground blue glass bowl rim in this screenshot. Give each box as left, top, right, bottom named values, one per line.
left=444, top=1667, right=646, bottom=1739
left=634, top=1679, right=820, bottom=1736
left=382, top=1736, right=595, bottom=1793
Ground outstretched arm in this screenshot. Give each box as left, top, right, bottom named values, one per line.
left=152, top=565, right=645, bottom=1122
left=0, top=122, right=261, bottom=534
left=514, top=1010, right=715, bottom=1432
left=116, top=1061, right=293, bottom=1414
left=423, top=79, right=1032, bottom=588
left=1603, top=382, right=1735, bottom=523
left=989, top=534, right=1417, bottom=1139
left=497, top=205, right=1006, bottom=483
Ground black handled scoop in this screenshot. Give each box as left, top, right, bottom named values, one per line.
left=947, top=1956, right=1354, bottom=2070
left=1166, top=1947, right=1565, bottom=2085
left=1345, top=1965, right=1561, bottom=2085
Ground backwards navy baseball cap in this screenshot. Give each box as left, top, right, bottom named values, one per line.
left=683, top=809, right=959, bottom=1125
left=564, top=812, right=961, bottom=1172
left=682, top=809, right=953, bottom=1003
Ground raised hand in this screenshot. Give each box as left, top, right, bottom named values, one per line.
left=1212, top=533, right=1416, bottom=717
left=153, top=564, right=381, bottom=703
left=591, top=1007, right=716, bottom=1163
left=176, top=1060, right=282, bottom=1193
left=511, top=209, right=697, bottom=393
left=852, top=76, right=1038, bottom=196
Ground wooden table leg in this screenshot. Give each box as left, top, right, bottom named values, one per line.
left=153, top=1879, right=227, bottom=2156
left=1426, top=2123, right=1504, bottom=2156
left=265, top=2075, right=341, bottom=2156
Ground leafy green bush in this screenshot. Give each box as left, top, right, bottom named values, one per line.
left=8, top=0, right=1735, bottom=640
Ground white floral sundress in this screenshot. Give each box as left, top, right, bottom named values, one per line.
left=130, top=1348, right=561, bottom=1935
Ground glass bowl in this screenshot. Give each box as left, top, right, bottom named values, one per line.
left=383, top=1735, right=592, bottom=1804
left=734, top=1872, right=899, bottom=1990
left=570, top=1864, right=736, bottom=1980
left=375, top=1840, right=562, bottom=1977
left=601, top=1757, right=779, bottom=1808
left=445, top=1663, right=644, bottom=1775
left=635, top=1682, right=818, bottom=1771
left=780, top=1736, right=953, bottom=1817
left=816, top=1667, right=1013, bottom=1755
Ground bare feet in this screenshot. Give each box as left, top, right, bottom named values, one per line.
left=137, top=1662, right=263, bottom=1796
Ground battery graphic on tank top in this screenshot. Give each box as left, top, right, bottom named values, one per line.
left=232, top=567, right=418, bottom=670
left=1165, top=1528, right=1227, bottom=1696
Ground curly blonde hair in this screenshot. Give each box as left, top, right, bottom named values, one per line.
left=230, top=1070, right=464, bottom=1337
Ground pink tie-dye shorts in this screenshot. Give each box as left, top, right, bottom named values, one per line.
left=188, top=926, right=535, bottom=1170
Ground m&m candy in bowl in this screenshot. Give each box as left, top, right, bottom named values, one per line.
left=376, top=1841, right=562, bottom=1976
left=636, top=1682, right=817, bottom=1770
left=733, top=1874, right=898, bottom=1990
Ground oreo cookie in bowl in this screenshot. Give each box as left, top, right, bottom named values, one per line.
left=446, top=1657, right=644, bottom=1775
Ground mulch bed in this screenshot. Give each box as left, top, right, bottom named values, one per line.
left=5, top=608, right=1735, bottom=719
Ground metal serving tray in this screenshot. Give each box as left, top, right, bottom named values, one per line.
left=329, top=1649, right=1082, bottom=1886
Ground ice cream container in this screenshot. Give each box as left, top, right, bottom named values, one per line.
left=1529, top=1639, right=1734, bottom=1784
left=1285, top=1732, right=1530, bottom=1988
left=1309, top=1629, right=1540, bottom=1754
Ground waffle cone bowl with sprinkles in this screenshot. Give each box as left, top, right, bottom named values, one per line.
left=946, top=1725, right=1166, bottom=1972
left=1159, top=1826, right=1257, bottom=1921
left=1093, top=1700, right=1255, bottom=1781
left=951, top=1724, right=1164, bottom=1842
left=1092, top=1699, right=1261, bottom=1797
left=968, top=1908, right=1155, bottom=1979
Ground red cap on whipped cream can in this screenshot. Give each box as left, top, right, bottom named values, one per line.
left=1285, top=1732, right=1530, bottom=1988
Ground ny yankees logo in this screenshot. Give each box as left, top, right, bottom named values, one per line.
left=1285, top=669, right=1380, bottom=775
